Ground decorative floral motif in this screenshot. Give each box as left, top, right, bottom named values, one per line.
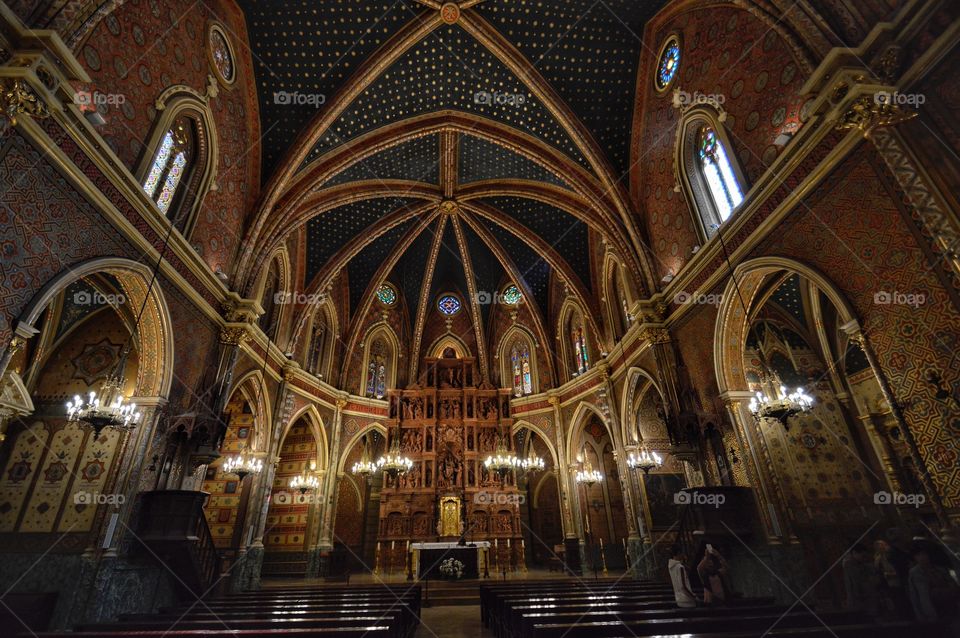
left=377, top=283, right=397, bottom=306
left=209, top=25, right=234, bottom=83
left=438, top=294, right=461, bottom=316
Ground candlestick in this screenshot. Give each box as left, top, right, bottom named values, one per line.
left=507, top=538, right=511, bottom=547
left=391, top=540, right=395, bottom=550
left=495, top=538, right=499, bottom=547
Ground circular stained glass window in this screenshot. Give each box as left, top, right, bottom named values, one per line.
left=437, top=294, right=462, bottom=316
left=377, top=283, right=397, bottom=306
left=502, top=284, right=522, bottom=305
left=208, top=24, right=235, bottom=85
left=656, top=36, right=681, bottom=91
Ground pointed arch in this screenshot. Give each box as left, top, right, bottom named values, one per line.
left=497, top=326, right=539, bottom=397
left=337, top=423, right=389, bottom=474
left=601, top=251, right=635, bottom=343
left=511, top=419, right=558, bottom=469
left=285, top=404, right=330, bottom=472
left=254, top=247, right=291, bottom=340
left=675, top=106, right=749, bottom=242
left=360, top=324, right=400, bottom=399
left=227, top=369, right=273, bottom=453
left=620, top=366, right=665, bottom=446
left=565, top=401, right=612, bottom=465
left=427, top=334, right=471, bottom=360
left=557, top=300, right=593, bottom=381
left=135, top=90, right=218, bottom=237
left=305, top=298, right=338, bottom=382
left=713, top=257, right=858, bottom=395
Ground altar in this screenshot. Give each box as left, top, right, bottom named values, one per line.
left=411, top=541, right=491, bottom=580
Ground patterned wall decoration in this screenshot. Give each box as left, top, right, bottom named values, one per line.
left=78, top=0, right=261, bottom=273
left=630, top=6, right=808, bottom=281
left=263, top=419, right=318, bottom=554
left=202, top=397, right=253, bottom=548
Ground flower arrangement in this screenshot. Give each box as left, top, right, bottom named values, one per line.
left=439, top=557, right=465, bottom=579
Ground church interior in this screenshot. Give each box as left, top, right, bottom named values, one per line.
left=1, top=0, right=959, bottom=636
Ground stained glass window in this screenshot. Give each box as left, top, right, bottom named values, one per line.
left=656, top=38, right=681, bottom=90
left=510, top=342, right=533, bottom=396
left=366, top=340, right=387, bottom=399
left=502, top=284, right=522, bottom=305
left=209, top=26, right=235, bottom=83
left=142, top=116, right=194, bottom=220
left=438, top=294, right=461, bottom=316
left=697, top=125, right=743, bottom=222
left=572, top=327, right=588, bottom=374
left=377, top=283, right=397, bottom=306
left=310, top=321, right=326, bottom=375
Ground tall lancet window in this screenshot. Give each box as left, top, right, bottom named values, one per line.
left=573, top=327, right=588, bottom=375
left=511, top=342, right=533, bottom=397
left=697, top=125, right=743, bottom=223
left=143, top=116, right=195, bottom=217
left=366, top=339, right=387, bottom=399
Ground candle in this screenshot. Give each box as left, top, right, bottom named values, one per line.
left=600, top=538, right=604, bottom=549
left=495, top=538, right=499, bottom=547
left=507, top=539, right=511, bottom=548
left=622, top=538, right=627, bottom=549
left=391, top=540, right=395, bottom=550
left=521, top=539, right=525, bottom=548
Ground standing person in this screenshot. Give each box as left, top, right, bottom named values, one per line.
left=908, top=548, right=960, bottom=626
left=668, top=546, right=697, bottom=609
left=874, top=539, right=901, bottom=618
left=697, top=545, right=728, bottom=606
left=842, top=543, right=880, bottom=615
left=885, top=527, right=915, bottom=619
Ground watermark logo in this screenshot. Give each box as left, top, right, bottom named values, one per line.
left=73, top=290, right=126, bottom=306
left=73, top=91, right=126, bottom=110
left=474, top=90, right=526, bottom=107
left=674, top=490, right=726, bottom=508
left=672, top=90, right=726, bottom=109
left=873, top=290, right=925, bottom=308
left=273, top=91, right=326, bottom=107
left=474, top=291, right=522, bottom=305
left=474, top=491, right=525, bottom=506
left=273, top=490, right=319, bottom=505
left=874, top=91, right=925, bottom=107
left=74, top=491, right=125, bottom=506
left=275, top=291, right=325, bottom=306
left=874, top=490, right=925, bottom=508
left=674, top=291, right=724, bottom=306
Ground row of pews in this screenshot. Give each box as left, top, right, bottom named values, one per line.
left=28, top=584, right=421, bottom=638
left=480, top=579, right=948, bottom=638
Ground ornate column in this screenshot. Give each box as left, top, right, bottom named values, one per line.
left=843, top=322, right=949, bottom=526
left=313, top=397, right=347, bottom=576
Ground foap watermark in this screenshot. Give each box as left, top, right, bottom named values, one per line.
left=874, top=490, right=926, bottom=508
left=273, top=490, right=319, bottom=505
left=474, top=90, right=526, bottom=107
left=674, top=490, right=726, bottom=508
left=874, top=91, right=926, bottom=107
left=74, top=491, right=125, bottom=506
left=475, top=291, right=522, bottom=305
left=873, top=290, right=925, bottom=308
left=275, top=291, right=325, bottom=306
left=273, top=91, right=326, bottom=107
left=672, top=90, right=726, bottom=109
left=73, top=90, right=126, bottom=110
left=474, top=491, right=525, bottom=506
left=674, top=291, right=724, bottom=306
left=73, top=290, right=126, bottom=306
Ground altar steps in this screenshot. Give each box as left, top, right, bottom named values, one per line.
left=423, top=579, right=484, bottom=606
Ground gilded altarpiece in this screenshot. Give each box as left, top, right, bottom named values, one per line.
left=379, top=357, right=522, bottom=552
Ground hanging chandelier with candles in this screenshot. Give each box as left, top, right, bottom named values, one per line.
left=351, top=434, right=379, bottom=478
left=575, top=454, right=603, bottom=486
left=222, top=445, right=263, bottom=480
left=289, top=471, right=320, bottom=494
left=748, top=369, right=813, bottom=427
left=376, top=428, right=412, bottom=478
left=627, top=446, right=663, bottom=475
left=65, top=349, right=141, bottom=439
left=521, top=450, right=545, bottom=473
left=484, top=427, right=521, bottom=479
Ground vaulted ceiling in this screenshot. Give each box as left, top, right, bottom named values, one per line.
left=239, top=0, right=667, bottom=343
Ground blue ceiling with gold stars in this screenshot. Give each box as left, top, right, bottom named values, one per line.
left=458, top=135, right=570, bottom=188
left=323, top=134, right=442, bottom=187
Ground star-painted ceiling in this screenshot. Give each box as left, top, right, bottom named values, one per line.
left=323, top=134, right=442, bottom=187
left=478, top=216, right=553, bottom=317
left=458, top=135, right=570, bottom=188
left=346, top=217, right=420, bottom=314
left=298, top=24, right=588, bottom=169
left=770, top=274, right=807, bottom=328
left=305, top=197, right=418, bottom=283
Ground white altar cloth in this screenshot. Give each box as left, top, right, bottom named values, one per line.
left=411, top=541, right=491, bottom=550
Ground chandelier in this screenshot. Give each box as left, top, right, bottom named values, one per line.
left=65, top=351, right=141, bottom=439
left=627, top=446, right=663, bottom=475
left=521, top=451, right=545, bottom=473
left=749, top=370, right=813, bottom=427
left=351, top=434, right=379, bottom=478
left=484, top=436, right=521, bottom=479
left=222, top=446, right=264, bottom=480
left=377, top=430, right=412, bottom=478
left=289, top=471, right=320, bottom=494
left=575, top=454, right=603, bottom=486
